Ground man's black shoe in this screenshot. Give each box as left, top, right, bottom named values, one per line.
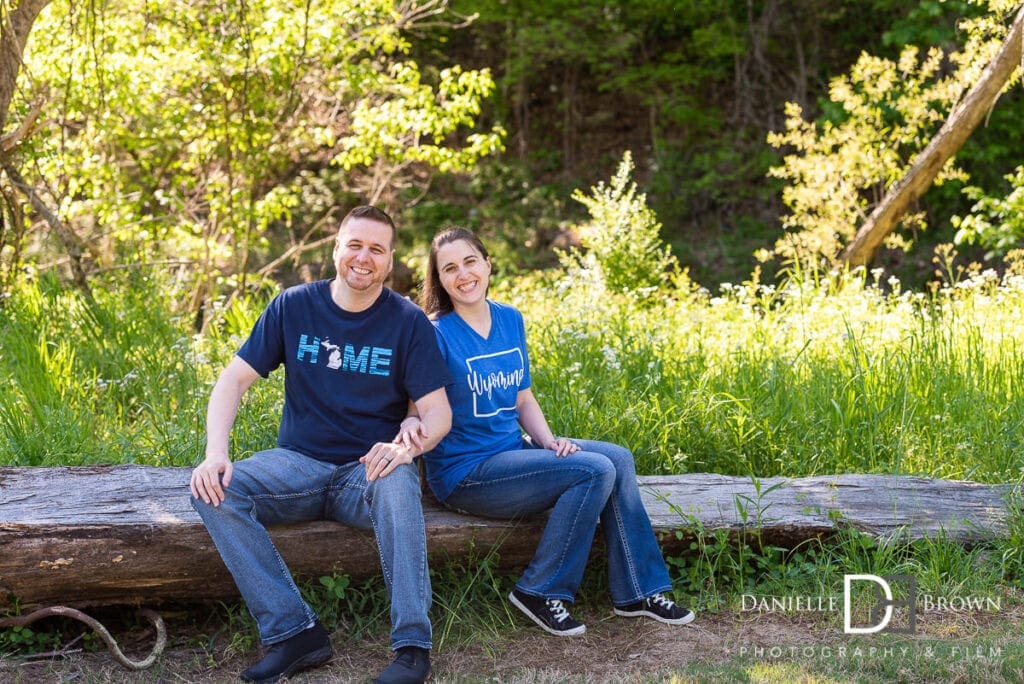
left=372, top=646, right=432, bottom=684
left=240, top=621, right=332, bottom=683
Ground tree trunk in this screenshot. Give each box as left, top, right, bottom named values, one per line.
left=1, top=0, right=95, bottom=299
left=0, top=0, right=52, bottom=133
left=841, top=5, right=1024, bottom=268
left=0, top=466, right=1015, bottom=610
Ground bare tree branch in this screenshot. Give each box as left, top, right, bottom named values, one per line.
left=1, top=154, right=93, bottom=298
left=0, top=606, right=166, bottom=671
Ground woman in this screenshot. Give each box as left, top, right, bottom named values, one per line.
left=412, top=227, right=694, bottom=636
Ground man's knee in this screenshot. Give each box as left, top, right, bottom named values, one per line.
left=366, top=462, right=422, bottom=502
left=368, top=462, right=419, bottom=493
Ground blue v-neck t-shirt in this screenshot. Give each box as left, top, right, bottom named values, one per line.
left=425, top=300, right=532, bottom=500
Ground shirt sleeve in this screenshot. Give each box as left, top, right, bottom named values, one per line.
left=515, top=306, right=532, bottom=390
left=236, top=294, right=286, bottom=378
left=403, top=311, right=454, bottom=402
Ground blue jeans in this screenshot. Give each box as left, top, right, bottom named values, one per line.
left=442, top=439, right=672, bottom=605
left=191, top=448, right=431, bottom=649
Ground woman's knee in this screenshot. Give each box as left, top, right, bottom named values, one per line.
left=583, top=441, right=636, bottom=477
left=577, top=453, right=617, bottom=494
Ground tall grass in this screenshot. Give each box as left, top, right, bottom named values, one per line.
left=0, top=273, right=205, bottom=466
left=505, top=265, right=1024, bottom=483
left=2, top=264, right=1023, bottom=483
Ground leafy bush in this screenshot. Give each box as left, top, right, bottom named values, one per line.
left=560, top=151, right=681, bottom=301
left=953, top=165, right=1024, bottom=258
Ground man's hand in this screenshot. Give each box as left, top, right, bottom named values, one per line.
left=190, top=454, right=234, bottom=506
left=360, top=442, right=414, bottom=482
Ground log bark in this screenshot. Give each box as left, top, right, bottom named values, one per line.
left=0, top=466, right=1016, bottom=610
left=840, top=5, right=1024, bottom=268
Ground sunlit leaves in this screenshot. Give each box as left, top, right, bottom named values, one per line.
left=765, top=1, right=1018, bottom=270
left=953, top=165, right=1024, bottom=257
left=15, top=0, right=502, bottom=302
left=338, top=63, right=504, bottom=172
left=560, top=151, right=680, bottom=302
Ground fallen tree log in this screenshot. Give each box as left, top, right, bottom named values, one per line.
left=0, top=467, right=1017, bottom=610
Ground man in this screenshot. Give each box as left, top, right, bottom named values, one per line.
left=191, top=205, right=451, bottom=684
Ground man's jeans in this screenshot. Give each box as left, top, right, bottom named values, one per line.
left=443, top=439, right=672, bottom=604
left=191, top=448, right=431, bottom=649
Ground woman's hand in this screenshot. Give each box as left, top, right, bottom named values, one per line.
left=546, top=437, right=580, bottom=458
left=393, top=416, right=428, bottom=452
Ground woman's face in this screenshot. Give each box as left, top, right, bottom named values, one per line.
left=435, top=238, right=491, bottom=309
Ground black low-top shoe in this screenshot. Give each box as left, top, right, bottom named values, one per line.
left=508, top=588, right=586, bottom=636
left=372, top=646, right=432, bottom=684
left=240, top=621, right=332, bottom=683
left=613, top=592, right=696, bottom=625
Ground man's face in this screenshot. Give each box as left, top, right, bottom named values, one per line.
left=333, top=217, right=394, bottom=293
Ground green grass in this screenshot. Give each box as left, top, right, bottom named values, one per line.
left=3, top=263, right=1024, bottom=482
left=3, top=258, right=1024, bottom=677
left=506, top=266, right=1024, bottom=483
left=0, top=272, right=207, bottom=466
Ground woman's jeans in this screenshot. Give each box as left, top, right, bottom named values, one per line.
left=191, top=448, right=431, bottom=649
left=443, top=439, right=672, bottom=605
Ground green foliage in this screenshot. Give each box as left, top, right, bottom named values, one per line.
left=429, top=545, right=519, bottom=649
left=559, top=151, right=680, bottom=300
left=953, top=166, right=1024, bottom=258
left=0, top=272, right=204, bottom=466
left=766, top=47, right=969, bottom=268
left=660, top=479, right=803, bottom=612
left=998, top=491, right=1024, bottom=587
left=882, top=1, right=983, bottom=48
left=9, top=0, right=503, bottom=308
left=0, top=623, right=62, bottom=655
left=765, top=0, right=1020, bottom=270
left=307, top=572, right=388, bottom=639
left=511, top=254, right=1024, bottom=483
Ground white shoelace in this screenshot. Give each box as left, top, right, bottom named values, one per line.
left=545, top=598, right=572, bottom=623
left=649, top=593, right=675, bottom=609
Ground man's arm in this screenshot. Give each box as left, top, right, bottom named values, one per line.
left=361, top=387, right=451, bottom=481
left=190, top=355, right=261, bottom=505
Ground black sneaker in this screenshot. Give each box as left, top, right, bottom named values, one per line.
left=613, top=592, right=695, bottom=625
left=240, top=621, right=332, bottom=683
left=372, top=646, right=431, bottom=684
left=508, top=588, right=586, bottom=636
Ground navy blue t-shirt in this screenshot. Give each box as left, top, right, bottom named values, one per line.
left=237, top=281, right=451, bottom=464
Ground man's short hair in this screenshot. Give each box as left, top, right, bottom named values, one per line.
left=339, top=205, right=396, bottom=248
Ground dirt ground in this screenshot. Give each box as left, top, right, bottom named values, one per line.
left=1, top=603, right=1020, bottom=683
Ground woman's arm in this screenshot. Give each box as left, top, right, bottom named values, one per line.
left=517, top=387, right=579, bottom=457
left=394, top=401, right=428, bottom=451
